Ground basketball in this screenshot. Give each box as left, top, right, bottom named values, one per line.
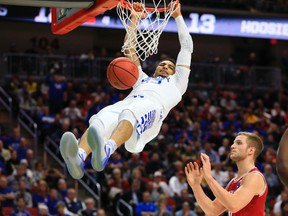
left=107, top=57, right=139, bottom=90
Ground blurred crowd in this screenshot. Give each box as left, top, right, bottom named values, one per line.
left=1, top=51, right=288, bottom=215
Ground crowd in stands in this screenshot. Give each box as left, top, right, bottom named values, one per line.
left=0, top=121, right=105, bottom=215
left=1, top=48, right=288, bottom=216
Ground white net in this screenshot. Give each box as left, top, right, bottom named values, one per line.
left=116, top=0, right=177, bottom=61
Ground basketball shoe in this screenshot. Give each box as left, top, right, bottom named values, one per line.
left=60, top=132, right=84, bottom=179
left=87, top=125, right=115, bottom=172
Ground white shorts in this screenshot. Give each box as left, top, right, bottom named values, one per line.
left=89, top=95, right=164, bottom=153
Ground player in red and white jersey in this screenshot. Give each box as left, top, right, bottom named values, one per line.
left=185, top=132, right=268, bottom=216
left=226, top=167, right=268, bottom=215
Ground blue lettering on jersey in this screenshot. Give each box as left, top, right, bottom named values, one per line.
left=133, top=95, right=144, bottom=98
left=136, top=110, right=156, bottom=136
left=141, top=77, right=170, bottom=85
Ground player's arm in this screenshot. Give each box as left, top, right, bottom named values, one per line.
left=172, top=3, right=193, bottom=70
left=201, top=154, right=265, bottom=213
left=191, top=185, right=227, bottom=215
left=172, top=3, right=193, bottom=95
left=185, top=162, right=226, bottom=215
left=123, top=3, right=146, bottom=66
left=277, top=128, right=288, bottom=187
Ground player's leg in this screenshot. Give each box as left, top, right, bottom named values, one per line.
left=60, top=113, right=113, bottom=179
left=59, top=131, right=86, bottom=179
left=87, top=109, right=135, bottom=171
left=110, top=120, right=134, bottom=146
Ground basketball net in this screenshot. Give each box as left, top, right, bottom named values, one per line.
left=117, top=0, right=178, bottom=61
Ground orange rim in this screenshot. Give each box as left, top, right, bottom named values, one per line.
left=119, top=0, right=179, bottom=12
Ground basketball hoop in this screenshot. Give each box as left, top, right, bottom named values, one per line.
left=117, top=0, right=178, bottom=61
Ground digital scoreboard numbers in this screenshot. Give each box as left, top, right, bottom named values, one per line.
left=0, top=5, right=287, bottom=39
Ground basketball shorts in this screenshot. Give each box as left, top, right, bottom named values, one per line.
left=89, top=95, right=164, bottom=153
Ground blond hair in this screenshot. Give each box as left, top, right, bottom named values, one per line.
left=237, top=132, right=264, bottom=160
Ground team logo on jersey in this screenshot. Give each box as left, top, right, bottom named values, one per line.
left=141, top=77, right=170, bottom=84
left=136, top=110, right=156, bottom=135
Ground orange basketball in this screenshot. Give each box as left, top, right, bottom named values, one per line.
left=107, top=57, right=139, bottom=90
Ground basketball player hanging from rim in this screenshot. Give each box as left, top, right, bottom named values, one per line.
left=59, top=1, right=193, bottom=179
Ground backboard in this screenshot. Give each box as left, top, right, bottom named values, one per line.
left=51, top=0, right=119, bottom=35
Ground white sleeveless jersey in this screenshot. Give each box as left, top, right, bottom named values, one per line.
left=127, top=65, right=190, bottom=119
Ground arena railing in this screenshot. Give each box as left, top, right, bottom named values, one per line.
left=0, top=85, right=13, bottom=129
left=2, top=53, right=282, bottom=91
left=44, top=136, right=101, bottom=209
left=0, top=86, right=38, bottom=164
left=18, top=109, right=38, bottom=157
left=116, top=198, right=133, bottom=216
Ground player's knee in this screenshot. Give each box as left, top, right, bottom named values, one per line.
left=89, top=117, right=105, bottom=135
left=125, top=139, right=145, bottom=154
left=119, top=109, right=137, bottom=127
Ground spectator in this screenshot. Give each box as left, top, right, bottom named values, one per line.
left=56, top=178, right=68, bottom=201
left=79, top=197, right=97, bottom=216
left=271, top=102, right=286, bottom=126
left=0, top=140, right=11, bottom=162
left=128, top=153, right=144, bottom=170
left=19, top=90, right=37, bottom=115
left=97, top=208, right=107, bottom=216
left=15, top=138, right=30, bottom=161
left=136, top=191, right=157, bottom=216
left=263, top=164, right=280, bottom=196
left=46, top=68, right=67, bottom=114
left=62, top=100, right=83, bottom=121
left=154, top=194, right=173, bottom=216
left=33, top=161, right=46, bottom=182
left=15, top=179, right=33, bottom=208
left=200, top=142, right=220, bottom=166
left=168, top=170, right=188, bottom=197
left=174, top=188, right=195, bottom=212
left=175, top=201, right=197, bottom=216
left=32, top=180, right=49, bottom=208
left=55, top=201, right=70, bottom=216
left=37, top=106, right=55, bottom=141
left=108, top=151, right=124, bottom=170
left=38, top=203, right=50, bottom=216
left=274, top=190, right=288, bottom=216
left=122, top=179, right=143, bottom=215
left=152, top=171, right=173, bottom=198
left=7, top=164, right=32, bottom=191
left=145, top=152, right=165, bottom=176
left=10, top=196, right=31, bottom=216
left=5, top=126, right=22, bottom=151
left=0, top=176, right=15, bottom=208
left=46, top=188, right=60, bottom=215
left=0, top=155, right=6, bottom=175
left=23, top=75, right=37, bottom=95
left=107, top=168, right=129, bottom=202
left=26, top=149, right=36, bottom=169
left=211, top=163, right=229, bottom=187
left=12, top=159, right=34, bottom=181
left=64, top=188, right=84, bottom=214
left=129, top=168, right=147, bottom=193
left=45, top=168, right=65, bottom=189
